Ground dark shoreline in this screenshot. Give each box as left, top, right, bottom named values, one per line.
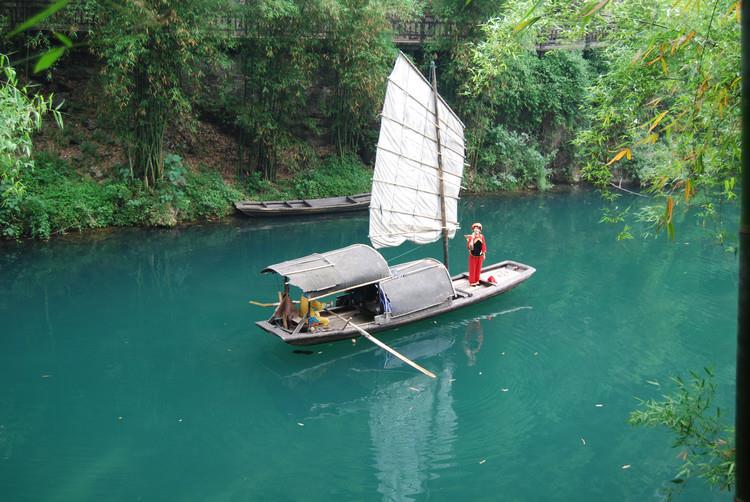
left=0, top=183, right=627, bottom=245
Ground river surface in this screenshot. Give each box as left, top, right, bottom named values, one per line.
left=0, top=189, right=738, bottom=501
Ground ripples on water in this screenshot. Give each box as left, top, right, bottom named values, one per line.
left=0, top=190, right=737, bottom=501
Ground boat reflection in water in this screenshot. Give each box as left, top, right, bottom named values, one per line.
left=281, top=325, right=460, bottom=501
left=369, top=360, right=457, bottom=501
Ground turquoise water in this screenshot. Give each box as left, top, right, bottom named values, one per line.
left=0, top=189, right=738, bottom=501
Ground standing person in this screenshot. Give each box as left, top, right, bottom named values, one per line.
left=466, top=222, right=486, bottom=286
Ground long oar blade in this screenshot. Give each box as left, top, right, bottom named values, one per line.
left=329, top=312, right=436, bottom=379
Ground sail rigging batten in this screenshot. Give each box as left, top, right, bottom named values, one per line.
left=369, top=230, right=459, bottom=241
left=384, top=70, right=466, bottom=129
left=378, top=115, right=465, bottom=158
left=370, top=206, right=459, bottom=224
left=378, top=86, right=465, bottom=137
left=370, top=178, right=460, bottom=200
left=374, top=146, right=463, bottom=182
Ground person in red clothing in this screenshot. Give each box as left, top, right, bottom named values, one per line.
left=466, top=222, right=486, bottom=286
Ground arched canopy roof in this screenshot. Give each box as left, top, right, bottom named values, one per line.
left=262, top=244, right=391, bottom=297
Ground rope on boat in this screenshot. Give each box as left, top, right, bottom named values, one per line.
left=387, top=245, right=421, bottom=263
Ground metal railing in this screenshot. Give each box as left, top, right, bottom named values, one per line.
left=1, top=2, right=606, bottom=49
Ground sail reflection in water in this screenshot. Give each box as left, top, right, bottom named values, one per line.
left=369, top=362, right=457, bottom=501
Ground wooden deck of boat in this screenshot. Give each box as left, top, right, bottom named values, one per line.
left=257, top=260, right=535, bottom=345
left=235, top=193, right=370, bottom=217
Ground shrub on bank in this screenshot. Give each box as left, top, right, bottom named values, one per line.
left=2, top=153, right=243, bottom=239
left=246, top=154, right=372, bottom=201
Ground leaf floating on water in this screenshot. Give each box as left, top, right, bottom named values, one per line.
left=646, top=380, right=660, bottom=386
left=409, top=387, right=420, bottom=392
left=622, top=464, right=631, bottom=469
left=533, top=352, right=539, bottom=356
left=501, top=352, right=506, bottom=356
left=449, top=379, right=456, bottom=382
left=581, top=438, right=587, bottom=445
left=501, top=388, right=509, bottom=392
left=41, top=374, right=51, bottom=378
left=297, top=422, right=305, bottom=427
left=479, top=459, right=486, bottom=464
left=595, top=404, right=604, bottom=407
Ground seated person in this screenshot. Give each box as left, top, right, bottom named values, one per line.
left=299, top=293, right=329, bottom=328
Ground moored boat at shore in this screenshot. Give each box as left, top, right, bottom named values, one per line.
left=235, top=193, right=370, bottom=217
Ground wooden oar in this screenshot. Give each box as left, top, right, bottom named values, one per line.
left=249, top=299, right=300, bottom=307
left=249, top=300, right=278, bottom=307
left=328, top=311, right=436, bottom=379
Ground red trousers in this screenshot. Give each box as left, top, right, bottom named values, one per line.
left=469, top=254, right=484, bottom=284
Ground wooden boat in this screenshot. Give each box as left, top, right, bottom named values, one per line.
left=235, top=193, right=370, bottom=217
left=257, top=244, right=535, bottom=345
left=255, top=52, right=535, bottom=357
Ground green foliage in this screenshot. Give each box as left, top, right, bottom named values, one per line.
left=471, top=124, right=551, bottom=191
left=91, top=0, right=229, bottom=187
left=247, top=154, right=372, bottom=201
left=1, top=153, right=242, bottom=240
left=224, top=0, right=418, bottom=181
left=450, top=29, right=591, bottom=189
left=629, top=369, right=735, bottom=492
left=572, top=0, right=740, bottom=236
left=0, top=54, right=61, bottom=239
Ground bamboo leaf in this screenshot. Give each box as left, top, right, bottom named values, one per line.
left=606, top=148, right=631, bottom=166
left=513, top=0, right=544, bottom=33
left=726, top=1, right=740, bottom=21
left=685, top=179, right=693, bottom=203
left=667, top=221, right=675, bottom=241
left=641, top=45, right=656, bottom=62
left=6, top=0, right=70, bottom=38
left=514, top=16, right=541, bottom=34
left=33, top=47, right=66, bottom=73
left=665, top=196, right=675, bottom=223
left=681, top=31, right=697, bottom=47
left=648, top=110, right=669, bottom=133
left=54, top=32, right=72, bottom=48
left=630, top=48, right=645, bottom=65
left=637, top=133, right=659, bottom=145
left=581, top=0, right=610, bottom=18
left=522, top=0, right=545, bottom=20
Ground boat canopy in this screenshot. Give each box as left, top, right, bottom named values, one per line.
left=262, top=244, right=391, bottom=297
left=380, top=258, right=454, bottom=318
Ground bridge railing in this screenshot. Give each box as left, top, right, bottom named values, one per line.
left=0, top=2, right=607, bottom=49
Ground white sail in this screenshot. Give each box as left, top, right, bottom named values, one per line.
left=369, top=53, right=465, bottom=249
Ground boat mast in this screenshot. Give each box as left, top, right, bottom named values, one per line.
left=430, top=60, right=450, bottom=272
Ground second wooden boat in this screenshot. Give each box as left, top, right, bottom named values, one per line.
left=235, top=193, right=370, bottom=217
